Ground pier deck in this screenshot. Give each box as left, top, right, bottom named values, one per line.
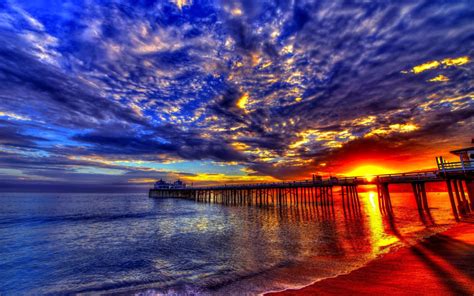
left=149, top=168, right=474, bottom=221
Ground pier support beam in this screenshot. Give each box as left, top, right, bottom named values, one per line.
left=341, top=185, right=360, bottom=217
left=446, top=179, right=460, bottom=221
left=466, top=180, right=474, bottom=211
left=458, top=180, right=470, bottom=214
left=377, top=183, right=393, bottom=216
left=412, top=182, right=433, bottom=223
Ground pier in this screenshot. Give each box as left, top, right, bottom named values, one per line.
left=149, top=148, right=474, bottom=221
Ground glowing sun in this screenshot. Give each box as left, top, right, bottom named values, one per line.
left=345, top=165, right=393, bottom=180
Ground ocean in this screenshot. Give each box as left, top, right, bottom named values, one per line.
left=0, top=188, right=456, bottom=295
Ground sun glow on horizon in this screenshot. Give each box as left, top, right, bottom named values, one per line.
left=345, top=164, right=394, bottom=178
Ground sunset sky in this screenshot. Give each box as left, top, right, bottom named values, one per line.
left=0, top=0, right=473, bottom=192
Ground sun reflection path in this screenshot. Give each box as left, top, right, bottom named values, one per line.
left=368, top=192, right=377, bottom=210
left=362, top=191, right=400, bottom=253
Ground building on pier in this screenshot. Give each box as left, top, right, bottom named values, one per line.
left=436, top=145, right=474, bottom=173
left=450, top=147, right=474, bottom=163
left=154, top=179, right=186, bottom=189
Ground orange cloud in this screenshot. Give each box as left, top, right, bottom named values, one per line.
left=407, top=56, right=470, bottom=74
left=428, top=74, right=449, bottom=82
left=236, top=92, right=249, bottom=111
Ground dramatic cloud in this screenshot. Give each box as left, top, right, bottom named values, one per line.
left=0, top=0, right=473, bottom=191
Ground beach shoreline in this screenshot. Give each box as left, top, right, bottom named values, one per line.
left=265, top=220, right=474, bottom=296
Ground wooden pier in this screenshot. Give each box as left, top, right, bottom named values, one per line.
left=149, top=151, right=474, bottom=221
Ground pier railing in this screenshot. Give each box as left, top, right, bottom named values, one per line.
left=159, top=166, right=472, bottom=191
left=438, top=160, right=474, bottom=173
left=182, top=170, right=445, bottom=190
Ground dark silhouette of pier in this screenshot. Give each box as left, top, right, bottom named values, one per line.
left=150, top=153, right=474, bottom=221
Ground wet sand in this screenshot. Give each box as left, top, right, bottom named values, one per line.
left=267, top=220, right=474, bottom=296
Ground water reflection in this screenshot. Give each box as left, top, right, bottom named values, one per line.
left=0, top=192, right=457, bottom=295
left=363, top=191, right=400, bottom=251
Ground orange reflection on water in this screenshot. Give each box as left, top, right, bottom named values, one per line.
left=362, top=190, right=400, bottom=252
left=368, top=191, right=377, bottom=209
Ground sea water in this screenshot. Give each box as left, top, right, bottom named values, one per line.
left=0, top=189, right=456, bottom=295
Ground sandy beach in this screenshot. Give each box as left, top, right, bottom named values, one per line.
left=267, top=220, right=474, bottom=296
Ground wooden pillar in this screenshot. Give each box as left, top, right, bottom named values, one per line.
left=346, top=186, right=352, bottom=214
left=458, top=180, right=470, bottom=213
left=411, top=183, right=424, bottom=216
left=330, top=186, right=334, bottom=206
left=326, top=187, right=332, bottom=214
left=314, top=187, right=318, bottom=205
left=351, top=186, right=357, bottom=213
left=302, top=187, right=306, bottom=206
left=452, top=179, right=466, bottom=215
left=295, top=187, right=299, bottom=206
left=325, top=187, right=330, bottom=208
left=354, top=186, right=360, bottom=209
left=465, top=180, right=474, bottom=210
left=277, top=188, right=281, bottom=206
left=321, top=187, right=325, bottom=208
left=419, top=183, right=429, bottom=212
left=377, top=184, right=384, bottom=214
left=383, top=183, right=393, bottom=214
left=446, top=179, right=460, bottom=221
left=307, top=187, right=312, bottom=207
